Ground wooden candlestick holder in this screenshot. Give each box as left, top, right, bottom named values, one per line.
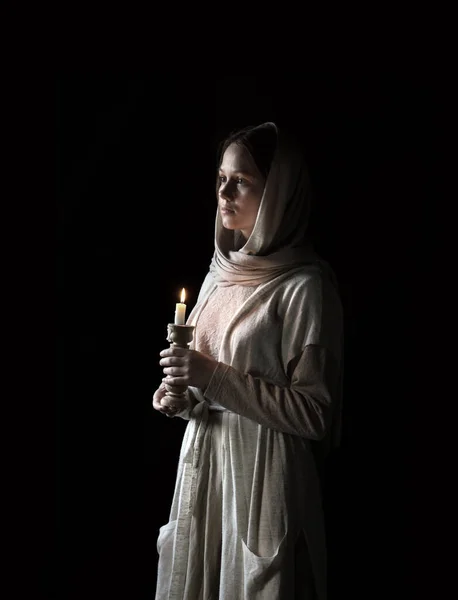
left=161, top=323, right=195, bottom=415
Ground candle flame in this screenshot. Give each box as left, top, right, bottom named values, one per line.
left=180, top=288, right=186, bottom=303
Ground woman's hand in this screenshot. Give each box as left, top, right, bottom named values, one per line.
left=152, top=383, right=181, bottom=417
left=159, top=347, right=218, bottom=391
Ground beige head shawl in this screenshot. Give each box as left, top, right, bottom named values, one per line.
left=209, top=122, right=328, bottom=287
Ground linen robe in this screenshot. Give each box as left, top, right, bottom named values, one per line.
left=155, top=263, right=343, bottom=600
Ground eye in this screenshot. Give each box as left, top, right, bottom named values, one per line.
left=218, top=175, right=247, bottom=186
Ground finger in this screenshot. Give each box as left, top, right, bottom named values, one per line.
left=152, top=385, right=166, bottom=402
left=153, top=399, right=176, bottom=416
left=162, top=375, right=187, bottom=386
left=162, top=376, right=183, bottom=388
left=159, top=357, right=184, bottom=367
left=162, top=366, right=184, bottom=377
left=162, top=403, right=178, bottom=417
left=152, top=396, right=165, bottom=410
left=160, top=348, right=187, bottom=358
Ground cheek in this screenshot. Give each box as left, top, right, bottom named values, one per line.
left=249, top=201, right=261, bottom=219
left=247, top=191, right=262, bottom=215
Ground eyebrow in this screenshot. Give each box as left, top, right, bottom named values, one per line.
left=218, top=167, right=254, bottom=177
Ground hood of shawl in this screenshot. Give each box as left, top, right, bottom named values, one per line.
left=215, top=122, right=313, bottom=257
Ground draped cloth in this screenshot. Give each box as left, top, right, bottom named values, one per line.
left=210, top=122, right=337, bottom=290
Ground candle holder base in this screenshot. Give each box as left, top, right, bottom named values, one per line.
left=161, top=323, right=195, bottom=415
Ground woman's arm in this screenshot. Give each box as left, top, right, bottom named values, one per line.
left=203, top=344, right=340, bottom=439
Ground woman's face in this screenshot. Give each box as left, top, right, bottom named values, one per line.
left=218, top=143, right=266, bottom=241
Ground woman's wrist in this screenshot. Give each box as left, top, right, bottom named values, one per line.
left=201, top=356, right=220, bottom=391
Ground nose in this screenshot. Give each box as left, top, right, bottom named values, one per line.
left=219, top=180, right=235, bottom=202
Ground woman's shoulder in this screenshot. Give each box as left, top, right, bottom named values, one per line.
left=273, top=263, right=341, bottom=311
left=279, top=264, right=325, bottom=294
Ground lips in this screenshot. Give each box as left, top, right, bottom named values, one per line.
left=220, top=206, right=235, bottom=214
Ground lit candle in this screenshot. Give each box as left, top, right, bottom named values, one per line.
left=174, top=288, right=186, bottom=325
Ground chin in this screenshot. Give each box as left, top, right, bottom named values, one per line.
left=221, top=216, right=238, bottom=230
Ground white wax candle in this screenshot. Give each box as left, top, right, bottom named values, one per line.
left=174, top=288, right=186, bottom=325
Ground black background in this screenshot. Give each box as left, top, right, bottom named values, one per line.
left=48, top=74, right=435, bottom=599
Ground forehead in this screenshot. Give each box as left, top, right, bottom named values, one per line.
left=219, top=143, right=258, bottom=174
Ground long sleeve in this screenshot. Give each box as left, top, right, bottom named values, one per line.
left=203, top=343, right=340, bottom=439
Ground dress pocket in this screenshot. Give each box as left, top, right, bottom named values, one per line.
left=241, top=531, right=288, bottom=595
left=156, top=519, right=177, bottom=554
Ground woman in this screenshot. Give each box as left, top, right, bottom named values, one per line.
left=152, top=122, right=344, bottom=599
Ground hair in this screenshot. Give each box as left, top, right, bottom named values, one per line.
left=217, top=122, right=278, bottom=180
